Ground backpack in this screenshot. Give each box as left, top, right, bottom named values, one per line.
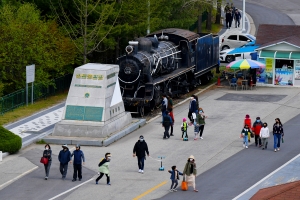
left=181, top=122, right=187, bottom=131
left=163, top=116, right=171, bottom=126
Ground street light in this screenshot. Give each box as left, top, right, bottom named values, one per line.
left=242, top=0, right=246, bottom=32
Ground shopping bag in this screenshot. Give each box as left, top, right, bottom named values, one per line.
left=282, top=137, right=284, bottom=143
left=40, top=157, right=48, bottom=165
left=181, top=181, right=188, bottom=191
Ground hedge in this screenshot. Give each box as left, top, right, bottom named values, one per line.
left=0, top=126, right=22, bottom=154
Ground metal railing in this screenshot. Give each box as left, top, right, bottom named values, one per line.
left=0, top=74, right=72, bottom=115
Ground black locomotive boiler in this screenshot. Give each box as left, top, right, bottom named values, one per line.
left=117, top=28, right=219, bottom=116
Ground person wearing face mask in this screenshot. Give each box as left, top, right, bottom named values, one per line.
left=71, top=144, right=85, bottom=182
left=58, top=144, right=71, bottom=180
left=244, top=114, right=252, bottom=143
left=260, top=122, right=270, bottom=150
left=273, top=118, right=284, bottom=152
left=96, top=153, right=111, bottom=185
left=133, top=135, right=150, bottom=174
left=183, top=155, right=198, bottom=192
left=43, top=144, right=52, bottom=180
left=241, top=125, right=252, bottom=148
left=252, top=117, right=263, bottom=147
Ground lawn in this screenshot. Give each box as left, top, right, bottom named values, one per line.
left=0, top=92, right=68, bottom=126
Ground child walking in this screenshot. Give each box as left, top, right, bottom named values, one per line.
left=181, top=118, right=188, bottom=140
left=244, top=114, right=252, bottom=142
left=96, top=153, right=111, bottom=185
left=241, top=125, right=252, bottom=148
left=260, top=122, right=270, bottom=150
left=168, top=165, right=183, bottom=192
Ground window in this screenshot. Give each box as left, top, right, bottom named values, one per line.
left=115, top=108, right=117, bottom=112
left=118, top=107, right=120, bottom=111
left=228, top=35, right=237, bottom=40
left=239, top=35, right=249, bottom=42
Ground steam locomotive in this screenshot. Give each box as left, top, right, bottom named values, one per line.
left=117, top=28, right=219, bottom=116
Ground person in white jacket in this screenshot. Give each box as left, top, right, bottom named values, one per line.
left=260, top=122, right=270, bottom=150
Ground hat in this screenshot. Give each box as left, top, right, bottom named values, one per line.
left=139, top=135, right=144, bottom=139
left=256, top=117, right=260, bottom=120
left=188, top=155, right=195, bottom=160
left=245, top=114, right=250, bottom=119
left=76, top=144, right=80, bottom=148
left=62, top=144, right=68, bottom=148
left=183, top=118, right=187, bottom=122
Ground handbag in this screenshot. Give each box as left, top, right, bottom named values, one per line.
left=181, top=176, right=188, bottom=191
left=249, top=132, right=254, bottom=138
left=40, top=157, right=48, bottom=165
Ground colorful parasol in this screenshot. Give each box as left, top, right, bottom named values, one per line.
left=226, top=59, right=266, bottom=70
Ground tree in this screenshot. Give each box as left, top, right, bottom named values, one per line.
left=50, top=0, right=121, bottom=64
left=215, top=0, right=222, bottom=24
left=0, top=3, right=76, bottom=94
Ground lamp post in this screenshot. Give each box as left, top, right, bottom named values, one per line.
left=147, top=0, right=150, bottom=34
left=242, top=0, right=246, bottom=32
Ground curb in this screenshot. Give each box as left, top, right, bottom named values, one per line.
left=42, top=119, right=146, bottom=147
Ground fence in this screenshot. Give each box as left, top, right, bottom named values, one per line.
left=0, top=74, right=72, bottom=115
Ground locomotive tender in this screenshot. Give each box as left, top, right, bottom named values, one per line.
left=117, top=28, right=219, bottom=116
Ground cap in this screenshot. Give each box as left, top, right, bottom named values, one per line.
left=183, top=118, right=187, bottom=122
left=62, top=144, right=68, bottom=148
left=256, top=117, right=260, bottom=120
left=76, top=144, right=80, bottom=148
left=189, top=155, right=195, bottom=160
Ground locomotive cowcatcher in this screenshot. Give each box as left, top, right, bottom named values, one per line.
left=117, top=28, right=219, bottom=116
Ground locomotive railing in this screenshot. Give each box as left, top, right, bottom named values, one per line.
left=0, top=74, right=72, bottom=115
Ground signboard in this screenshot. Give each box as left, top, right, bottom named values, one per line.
left=26, top=64, right=35, bottom=83
left=65, top=105, right=103, bottom=121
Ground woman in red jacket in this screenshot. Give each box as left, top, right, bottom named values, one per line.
left=244, top=114, right=252, bottom=142
left=252, top=117, right=263, bottom=147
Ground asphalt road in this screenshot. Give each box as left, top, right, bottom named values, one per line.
left=160, top=112, right=300, bottom=200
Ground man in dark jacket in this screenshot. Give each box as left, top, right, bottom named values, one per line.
left=133, top=135, right=149, bottom=174
left=234, top=8, right=241, bottom=28
left=71, top=144, right=85, bottom=182
left=253, top=117, right=263, bottom=147
left=58, top=144, right=71, bottom=180
left=188, top=96, right=197, bottom=122
left=162, top=111, right=173, bottom=139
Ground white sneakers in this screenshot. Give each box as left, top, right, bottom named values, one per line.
left=200, top=137, right=203, bottom=139
left=245, top=146, right=248, bottom=149
left=141, top=170, right=144, bottom=174
left=138, top=169, right=142, bottom=173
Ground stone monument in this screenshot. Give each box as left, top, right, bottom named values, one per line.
left=53, top=63, right=132, bottom=138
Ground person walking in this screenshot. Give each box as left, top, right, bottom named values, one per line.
left=241, top=125, right=252, bottom=149
left=183, top=155, right=198, bottom=192
left=234, top=8, right=241, bottom=28
left=71, top=144, right=85, bottom=182
left=96, top=153, right=111, bottom=185
left=252, top=117, right=263, bottom=147
left=224, top=3, right=232, bottom=29
left=197, top=108, right=207, bottom=140
left=58, top=144, right=71, bottom=180
left=133, top=135, right=150, bottom=174
left=43, top=144, right=52, bottom=180
left=181, top=118, right=188, bottom=140
left=260, top=122, right=270, bottom=150
left=168, top=165, right=183, bottom=192
left=161, top=94, right=168, bottom=117
left=188, top=95, right=197, bottom=124
left=168, top=108, right=175, bottom=136
left=193, top=111, right=201, bottom=140
left=273, top=118, right=284, bottom=152
left=162, top=111, right=173, bottom=139
left=244, top=114, right=252, bottom=142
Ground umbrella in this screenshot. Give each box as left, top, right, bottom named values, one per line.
left=226, top=59, right=266, bottom=70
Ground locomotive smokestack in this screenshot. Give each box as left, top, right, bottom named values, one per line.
left=129, top=41, right=139, bottom=54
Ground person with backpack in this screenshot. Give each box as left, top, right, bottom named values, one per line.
left=252, top=117, right=263, bottom=147
left=58, top=144, right=72, bottom=180
left=71, top=144, right=85, bottom=182
left=244, top=114, right=252, bottom=142
left=162, top=111, right=173, bottom=139
left=133, top=135, right=150, bottom=174
left=181, top=118, right=188, bottom=140
left=96, top=153, right=111, bottom=185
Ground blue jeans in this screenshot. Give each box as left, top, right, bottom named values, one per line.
left=273, top=134, right=282, bottom=149
left=137, top=156, right=145, bottom=170
left=243, top=135, right=248, bottom=146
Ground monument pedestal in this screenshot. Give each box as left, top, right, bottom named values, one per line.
left=53, top=63, right=132, bottom=139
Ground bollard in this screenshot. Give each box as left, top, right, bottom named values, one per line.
left=0, top=151, right=2, bottom=161
left=217, top=77, right=221, bottom=86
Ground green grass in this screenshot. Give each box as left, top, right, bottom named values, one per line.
left=0, top=92, right=68, bottom=126
left=36, top=139, right=47, bottom=144
left=201, top=23, right=224, bottom=34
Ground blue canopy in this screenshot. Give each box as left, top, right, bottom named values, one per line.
left=227, top=45, right=260, bottom=55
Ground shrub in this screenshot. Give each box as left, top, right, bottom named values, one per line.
left=0, top=126, right=22, bottom=154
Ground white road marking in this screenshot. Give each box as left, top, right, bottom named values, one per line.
left=48, top=178, right=94, bottom=200
left=0, top=166, right=38, bottom=189
left=232, top=153, right=300, bottom=200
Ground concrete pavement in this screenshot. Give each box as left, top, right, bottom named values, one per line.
left=1, top=86, right=300, bottom=200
